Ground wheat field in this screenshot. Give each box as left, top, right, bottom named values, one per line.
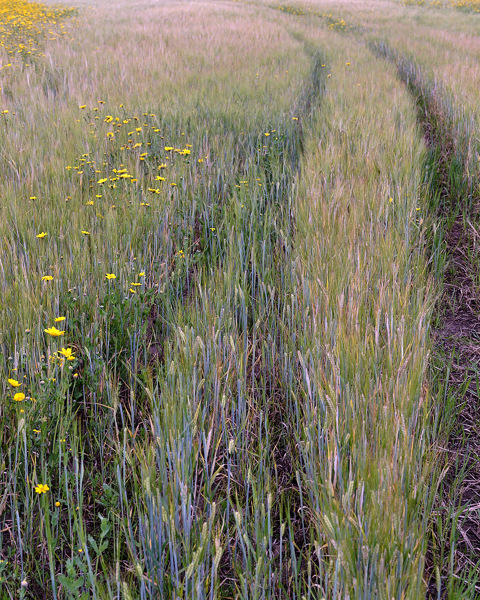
left=1, top=0, right=480, bottom=597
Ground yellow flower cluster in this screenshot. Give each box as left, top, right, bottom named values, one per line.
left=65, top=109, right=200, bottom=213
left=276, top=4, right=352, bottom=32
left=5, top=333, right=77, bottom=412
left=0, top=0, right=76, bottom=65
left=449, top=0, right=480, bottom=10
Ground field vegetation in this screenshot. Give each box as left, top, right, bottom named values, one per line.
left=1, top=0, right=480, bottom=598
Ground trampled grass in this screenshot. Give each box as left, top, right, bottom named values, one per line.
left=1, top=0, right=480, bottom=597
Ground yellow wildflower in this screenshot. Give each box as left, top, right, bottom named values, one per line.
left=44, top=327, right=64, bottom=337
left=58, top=348, right=75, bottom=360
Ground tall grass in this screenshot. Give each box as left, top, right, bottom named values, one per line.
left=291, top=30, right=435, bottom=597
left=278, top=0, right=480, bottom=595
left=0, top=0, right=470, bottom=597
left=0, top=1, right=324, bottom=596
